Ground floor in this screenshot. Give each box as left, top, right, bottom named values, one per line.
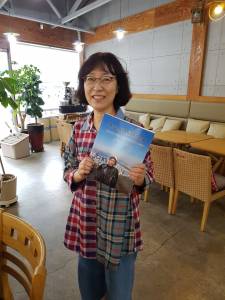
left=1, top=142, right=225, bottom=300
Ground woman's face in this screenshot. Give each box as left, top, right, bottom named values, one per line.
left=84, top=66, right=118, bottom=113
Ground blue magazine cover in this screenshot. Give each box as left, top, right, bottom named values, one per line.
left=90, top=113, right=154, bottom=193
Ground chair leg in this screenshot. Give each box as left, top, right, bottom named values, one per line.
left=200, top=201, right=211, bottom=232
left=0, top=273, right=13, bottom=300
left=144, top=189, right=149, bottom=202
left=172, top=190, right=179, bottom=214
left=168, top=188, right=174, bottom=214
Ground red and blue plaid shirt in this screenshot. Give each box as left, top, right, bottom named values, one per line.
left=63, top=110, right=154, bottom=259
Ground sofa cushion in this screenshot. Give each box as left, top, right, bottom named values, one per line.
left=186, top=119, right=210, bottom=134
left=207, top=123, right=225, bottom=138
left=124, top=111, right=141, bottom=122
left=161, top=119, right=182, bottom=132
left=149, top=117, right=166, bottom=132
left=214, top=173, right=225, bottom=191
left=138, top=113, right=151, bottom=129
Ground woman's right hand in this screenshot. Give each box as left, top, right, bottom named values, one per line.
left=73, top=157, right=95, bottom=182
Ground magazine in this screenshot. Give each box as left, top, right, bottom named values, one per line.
left=90, top=113, right=155, bottom=193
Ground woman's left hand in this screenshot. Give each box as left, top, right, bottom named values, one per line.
left=128, top=164, right=146, bottom=186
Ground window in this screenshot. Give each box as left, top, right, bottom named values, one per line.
left=0, top=50, right=12, bottom=140
left=10, top=42, right=80, bottom=110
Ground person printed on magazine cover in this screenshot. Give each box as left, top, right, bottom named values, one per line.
left=63, top=52, right=154, bottom=300
left=96, top=156, right=119, bottom=188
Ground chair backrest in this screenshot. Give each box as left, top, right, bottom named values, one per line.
left=151, top=144, right=174, bottom=188
left=56, top=119, right=72, bottom=145
left=61, top=121, right=73, bottom=144
left=56, top=119, right=63, bottom=142
left=173, top=149, right=212, bottom=202
left=0, top=209, right=46, bottom=300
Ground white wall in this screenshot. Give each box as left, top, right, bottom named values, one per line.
left=85, top=20, right=192, bottom=95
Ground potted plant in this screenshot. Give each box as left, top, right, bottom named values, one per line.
left=20, top=65, right=45, bottom=152
left=5, top=65, right=45, bottom=152
left=0, top=74, right=18, bottom=207
left=0, top=156, right=17, bottom=207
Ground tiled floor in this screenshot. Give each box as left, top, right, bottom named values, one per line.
left=1, top=142, right=225, bottom=300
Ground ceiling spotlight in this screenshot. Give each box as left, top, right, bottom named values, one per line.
left=73, top=41, right=84, bottom=53
left=3, top=32, right=20, bottom=45
left=114, top=28, right=127, bottom=40
left=208, top=1, right=225, bottom=21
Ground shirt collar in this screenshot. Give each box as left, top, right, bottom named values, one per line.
left=81, top=108, right=125, bottom=132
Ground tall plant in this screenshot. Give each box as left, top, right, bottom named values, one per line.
left=20, top=65, right=45, bottom=124
left=0, top=73, right=17, bottom=109
left=5, top=64, right=44, bottom=130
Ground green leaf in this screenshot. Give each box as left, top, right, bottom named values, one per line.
left=7, top=97, right=18, bottom=109
left=2, top=77, right=17, bottom=95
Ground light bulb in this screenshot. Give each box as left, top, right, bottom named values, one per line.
left=114, top=28, right=127, bottom=40
left=209, top=2, right=225, bottom=21
left=214, top=4, right=223, bottom=15
left=3, top=32, right=19, bottom=46
left=73, top=41, right=84, bottom=53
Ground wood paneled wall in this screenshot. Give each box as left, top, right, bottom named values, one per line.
left=0, top=15, right=75, bottom=50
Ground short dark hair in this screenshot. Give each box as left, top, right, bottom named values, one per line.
left=76, top=52, right=132, bottom=111
left=109, top=156, right=117, bottom=163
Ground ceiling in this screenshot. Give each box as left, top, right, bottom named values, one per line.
left=0, top=0, right=173, bottom=35
left=0, top=0, right=113, bottom=34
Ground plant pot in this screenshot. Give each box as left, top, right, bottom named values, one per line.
left=0, top=174, right=17, bottom=207
left=27, top=123, right=44, bottom=152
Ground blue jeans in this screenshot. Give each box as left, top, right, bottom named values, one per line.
left=78, top=253, right=137, bottom=300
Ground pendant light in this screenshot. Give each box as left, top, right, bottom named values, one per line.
left=3, top=32, right=20, bottom=46
left=114, top=0, right=127, bottom=40
left=73, top=31, right=84, bottom=53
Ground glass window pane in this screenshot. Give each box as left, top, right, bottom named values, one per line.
left=0, top=51, right=9, bottom=72
left=0, top=50, right=12, bottom=140
left=11, top=42, right=80, bottom=110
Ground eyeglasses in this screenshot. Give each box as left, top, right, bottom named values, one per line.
left=84, top=75, right=115, bottom=87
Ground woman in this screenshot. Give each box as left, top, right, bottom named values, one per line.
left=63, top=52, right=153, bottom=300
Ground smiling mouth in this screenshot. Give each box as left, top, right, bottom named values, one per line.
left=92, top=95, right=105, bottom=100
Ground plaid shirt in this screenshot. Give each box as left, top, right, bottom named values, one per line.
left=63, top=109, right=154, bottom=259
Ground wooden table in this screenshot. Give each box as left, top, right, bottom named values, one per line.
left=190, top=138, right=225, bottom=172
left=154, top=130, right=213, bottom=145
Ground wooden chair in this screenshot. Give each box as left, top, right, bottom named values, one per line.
left=0, top=209, right=46, bottom=299
left=172, top=149, right=225, bottom=231
left=56, top=119, right=72, bottom=156
left=144, top=144, right=174, bottom=214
